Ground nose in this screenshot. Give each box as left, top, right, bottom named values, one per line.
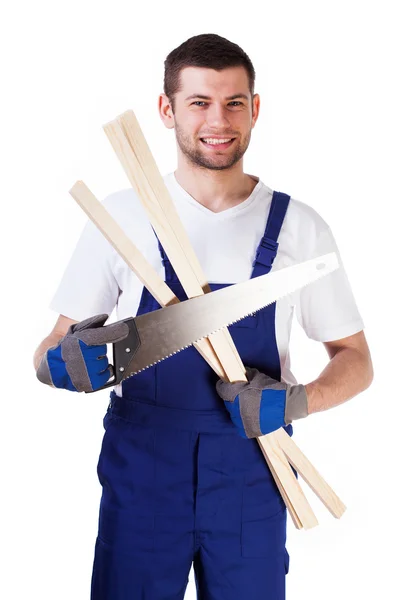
left=206, top=103, right=231, bottom=129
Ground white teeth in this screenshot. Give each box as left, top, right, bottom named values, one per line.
left=202, top=138, right=232, bottom=145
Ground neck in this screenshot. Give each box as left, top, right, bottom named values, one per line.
left=174, top=155, right=258, bottom=213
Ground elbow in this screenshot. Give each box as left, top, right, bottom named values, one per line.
left=362, top=351, right=374, bottom=392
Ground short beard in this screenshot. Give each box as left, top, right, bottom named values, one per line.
left=174, top=121, right=251, bottom=171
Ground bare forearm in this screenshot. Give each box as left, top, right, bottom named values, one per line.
left=34, top=316, right=78, bottom=371
left=305, top=347, right=374, bottom=415
left=33, top=332, right=64, bottom=371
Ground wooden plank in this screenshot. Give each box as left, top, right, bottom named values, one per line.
left=104, top=116, right=248, bottom=382
left=103, top=111, right=326, bottom=529
left=258, top=435, right=319, bottom=529
left=69, top=180, right=177, bottom=307
left=104, top=112, right=313, bottom=527
left=69, top=180, right=311, bottom=527
left=113, top=112, right=318, bottom=526
left=103, top=119, right=204, bottom=297
left=69, top=180, right=227, bottom=380
left=274, top=427, right=346, bottom=518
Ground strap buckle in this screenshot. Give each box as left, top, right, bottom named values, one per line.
left=253, top=237, right=279, bottom=268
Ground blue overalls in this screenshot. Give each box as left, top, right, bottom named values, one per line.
left=91, top=192, right=292, bottom=600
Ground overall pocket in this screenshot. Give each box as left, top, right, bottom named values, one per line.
left=241, top=500, right=287, bottom=558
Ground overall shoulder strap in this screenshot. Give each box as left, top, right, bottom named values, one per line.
left=156, top=237, right=177, bottom=283
left=252, top=191, right=291, bottom=278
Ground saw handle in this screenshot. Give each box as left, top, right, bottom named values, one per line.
left=87, top=317, right=141, bottom=392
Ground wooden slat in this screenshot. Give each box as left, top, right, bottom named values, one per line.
left=258, top=435, right=318, bottom=529
left=104, top=112, right=319, bottom=529
left=69, top=180, right=177, bottom=307
left=103, top=119, right=203, bottom=297
left=71, top=179, right=347, bottom=528
left=274, top=427, right=346, bottom=518
left=69, top=178, right=309, bottom=527
left=69, top=180, right=227, bottom=380
left=104, top=116, right=247, bottom=381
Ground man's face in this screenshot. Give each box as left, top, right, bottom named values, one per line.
left=165, top=66, right=259, bottom=171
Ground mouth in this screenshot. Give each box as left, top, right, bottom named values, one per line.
left=200, top=137, right=236, bottom=150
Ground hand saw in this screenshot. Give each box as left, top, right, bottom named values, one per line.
left=95, top=252, right=338, bottom=390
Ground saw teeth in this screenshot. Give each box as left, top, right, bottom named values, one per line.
left=119, top=264, right=330, bottom=381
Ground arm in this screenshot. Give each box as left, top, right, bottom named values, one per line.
left=216, top=331, right=373, bottom=439
left=33, top=315, right=78, bottom=371
left=217, top=212, right=371, bottom=437
left=305, top=330, right=374, bottom=414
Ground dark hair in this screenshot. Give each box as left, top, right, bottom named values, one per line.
left=164, top=34, right=255, bottom=110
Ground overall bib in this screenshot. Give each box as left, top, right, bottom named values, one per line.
left=91, top=192, right=292, bottom=600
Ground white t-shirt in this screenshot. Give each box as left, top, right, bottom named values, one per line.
left=50, top=173, right=364, bottom=386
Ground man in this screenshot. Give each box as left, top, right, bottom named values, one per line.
left=34, top=33, right=373, bottom=600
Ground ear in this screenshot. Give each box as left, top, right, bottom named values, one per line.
left=251, top=93, right=260, bottom=128
left=158, top=93, right=175, bottom=130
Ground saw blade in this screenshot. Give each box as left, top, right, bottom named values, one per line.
left=120, top=252, right=339, bottom=380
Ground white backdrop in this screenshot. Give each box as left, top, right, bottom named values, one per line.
left=1, top=1, right=399, bottom=599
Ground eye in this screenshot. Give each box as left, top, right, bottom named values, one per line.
left=228, top=101, right=243, bottom=106
left=191, top=101, right=207, bottom=106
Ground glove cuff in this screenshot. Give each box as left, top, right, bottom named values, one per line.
left=285, top=384, right=309, bottom=424
left=36, top=351, right=55, bottom=387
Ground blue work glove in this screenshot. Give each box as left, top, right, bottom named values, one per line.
left=216, top=367, right=309, bottom=438
left=36, top=314, right=129, bottom=392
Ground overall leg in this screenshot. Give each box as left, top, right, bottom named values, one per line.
left=90, top=413, right=197, bottom=600
left=193, top=433, right=289, bottom=600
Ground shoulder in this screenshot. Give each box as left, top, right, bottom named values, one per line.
left=286, top=195, right=330, bottom=236
left=100, top=187, right=156, bottom=243
left=265, top=188, right=334, bottom=263
left=98, top=187, right=161, bottom=260
left=257, top=180, right=329, bottom=234
left=101, top=188, right=149, bottom=224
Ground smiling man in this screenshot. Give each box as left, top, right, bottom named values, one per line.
left=34, top=34, right=373, bottom=600
left=171, top=72, right=253, bottom=169
left=161, top=61, right=259, bottom=212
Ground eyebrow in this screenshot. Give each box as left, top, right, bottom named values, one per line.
left=185, top=93, right=249, bottom=101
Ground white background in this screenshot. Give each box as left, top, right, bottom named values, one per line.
left=1, top=1, right=399, bottom=598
